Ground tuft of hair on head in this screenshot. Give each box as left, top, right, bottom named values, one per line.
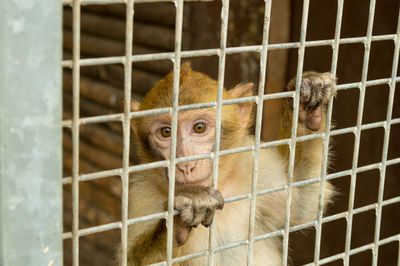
left=179, top=61, right=192, bottom=84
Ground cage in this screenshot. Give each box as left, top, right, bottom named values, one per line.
left=1, top=0, right=400, bottom=265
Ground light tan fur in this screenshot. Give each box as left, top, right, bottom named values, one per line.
left=119, top=63, right=336, bottom=265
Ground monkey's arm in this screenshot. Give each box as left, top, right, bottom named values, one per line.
left=124, top=178, right=224, bottom=265
left=278, top=72, right=337, bottom=223
left=124, top=175, right=169, bottom=265
left=279, top=72, right=336, bottom=177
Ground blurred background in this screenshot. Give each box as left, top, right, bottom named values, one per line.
left=62, top=0, right=400, bottom=265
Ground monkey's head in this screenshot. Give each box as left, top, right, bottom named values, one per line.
left=131, top=62, right=254, bottom=186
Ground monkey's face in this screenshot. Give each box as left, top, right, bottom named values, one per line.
left=146, top=109, right=216, bottom=186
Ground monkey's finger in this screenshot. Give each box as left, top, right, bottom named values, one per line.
left=191, top=207, right=207, bottom=227
left=299, top=104, right=323, bottom=132
left=202, top=208, right=215, bottom=227
left=206, top=188, right=224, bottom=210
left=174, top=221, right=192, bottom=246
left=176, top=198, right=196, bottom=225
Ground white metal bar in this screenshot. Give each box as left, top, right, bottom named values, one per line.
left=71, top=0, right=81, bottom=265
left=173, top=217, right=400, bottom=265
left=344, top=1, right=376, bottom=265
left=62, top=156, right=400, bottom=214
left=282, top=0, right=310, bottom=264
left=120, top=0, right=134, bottom=265
left=61, top=116, right=400, bottom=184
left=61, top=34, right=397, bottom=68
left=313, top=0, right=344, bottom=264
left=165, top=1, right=184, bottom=264
left=208, top=0, right=230, bottom=264
left=307, top=234, right=400, bottom=266
left=60, top=77, right=400, bottom=127
left=398, top=240, right=400, bottom=266
left=246, top=0, right=272, bottom=265
left=62, top=195, right=400, bottom=248
left=372, top=5, right=400, bottom=266
left=63, top=0, right=213, bottom=5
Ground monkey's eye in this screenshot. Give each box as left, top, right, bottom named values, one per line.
left=160, top=127, right=171, bottom=138
left=193, top=122, right=207, bottom=134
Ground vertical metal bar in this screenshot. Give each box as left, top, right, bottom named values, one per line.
left=372, top=5, right=400, bottom=266
left=72, top=0, right=81, bottom=265
left=282, top=0, right=310, bottom=265
left=313, top=0, right=344, bottom=264
left=208, top=0, right=229, bottom=264
left=398, top=240, right=400, bottom=266
left=0, top=0, right=62, bottom=265
left=246, top=0, right=272, bottom=265
left=166, top=0, right=184, bottom=264
left=120, top=0, right=134, bottom=265
left=344, top=0, right=376, bottom=265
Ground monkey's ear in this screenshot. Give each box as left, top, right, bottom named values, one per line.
left=130, top=99, right=141, bottom=135
left=229, top=82, right=254, bottom=126
left=131, top=99, right=141, bottom=111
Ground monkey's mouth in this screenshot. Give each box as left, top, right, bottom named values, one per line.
left=164, top=169, right=211, bottom=186
left=175, top=177, right=211, bottom=187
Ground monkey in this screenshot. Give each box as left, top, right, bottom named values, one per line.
left=120, top=62, right=336, bottom=265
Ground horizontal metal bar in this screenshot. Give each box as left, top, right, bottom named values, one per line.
left=171, top=240, right=250, bottom=265
left=130, top=107, right=172, bottom=118
left=127, top=211, right=169, bottom=226
left=149, top=262, right=167, bottom=266
left=306, top=233, right=400, bottom=266
left=388, top=156, right=400, bottom=166
left=62, top=0, right=214, bottom=6
left=178, top=102, right=215, bottom=111
left=378, top=233, right=400, bottom=246
left=254, top=229, right=285, bottom=242
left=336, top=76, right=400, bottom=91
left=80, top=221, right=121, bottom=237
left=61, top=78, right=400, bottom=128
left=63, top=113, right=124, bottom=127
left=62, top=193, right=400, bottom=246
left=62, top=168, right=122, bottom=184
left=63, top=211, right=171, bottom=240
left=223, top=194, right=250, bottom=204
left=62, top=0, right=125, bottom=5
left=61, top=138, right=294, bottom=185
left=129, top=160, right=169, bottom=172
left=170, top=250, right=209, bottom=264
left=63, top=0, right=125, bottom=5
left=62, top=56, right=124, bottom=68
left=62, top=194, right=400, bottom=265
left=262, top=91, right=294, bottom=100
left=62, top=34, right=397, bottom=68
left=163, top=197, right=400, bottom=265
left=62, top=133, right=400, bottom=185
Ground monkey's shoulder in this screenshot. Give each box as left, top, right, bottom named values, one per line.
left=129, top=169, right=169, bottom=199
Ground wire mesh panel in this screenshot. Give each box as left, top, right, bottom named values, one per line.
left=60, top=0, right=400, bottom=265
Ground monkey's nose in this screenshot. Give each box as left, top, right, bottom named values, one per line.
left=177, top=162, right=197, bottom=181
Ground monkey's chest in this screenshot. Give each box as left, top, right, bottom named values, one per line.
left=178, top=200, right=250, bottom=265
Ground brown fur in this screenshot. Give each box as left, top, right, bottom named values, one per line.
left=119, top=63, right=336, bottom=265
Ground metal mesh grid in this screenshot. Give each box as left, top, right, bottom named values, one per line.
left=61, top=0, right=400, bottom=265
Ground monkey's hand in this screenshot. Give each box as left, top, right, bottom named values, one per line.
left=287, top=72, right=337, bottom=131
left=173, top=185, right=224, bottom=246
